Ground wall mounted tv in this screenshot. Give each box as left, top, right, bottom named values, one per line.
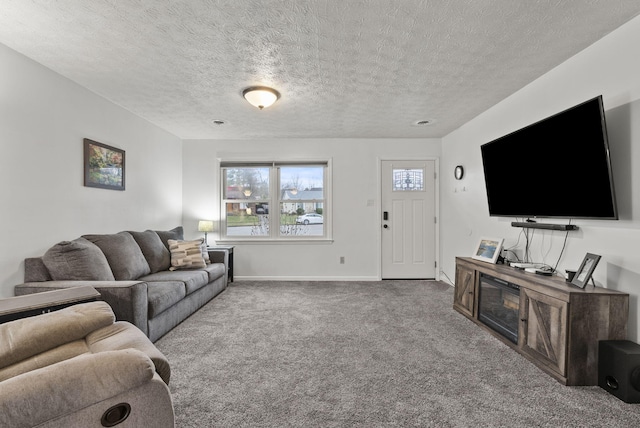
left=480, top=95, right=617, bottom=220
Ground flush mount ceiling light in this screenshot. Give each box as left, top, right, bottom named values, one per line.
left=242, top=86, right=281, bottom=110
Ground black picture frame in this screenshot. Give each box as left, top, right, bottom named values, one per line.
left=570, top=253, right=601, bottom=288
left=84, top=139, right=125, bottom=190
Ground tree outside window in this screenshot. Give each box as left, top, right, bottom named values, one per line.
left=221, top=163, right=327, bottom=239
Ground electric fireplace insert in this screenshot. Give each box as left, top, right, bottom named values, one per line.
left=478, top=273, right=520, bottom=344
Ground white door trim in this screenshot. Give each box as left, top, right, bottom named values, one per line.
left=377, top=157, right=440, bottom=281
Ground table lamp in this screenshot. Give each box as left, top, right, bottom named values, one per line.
left=198, top=220, right=214, bottom=246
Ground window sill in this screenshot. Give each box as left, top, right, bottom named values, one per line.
left=215, top=238, right=334, bottom=245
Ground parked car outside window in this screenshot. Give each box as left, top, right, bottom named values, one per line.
left=295, top=213, right=323, bottom=225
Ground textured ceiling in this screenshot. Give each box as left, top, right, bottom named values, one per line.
left=1, top=1, right=640, bottom=139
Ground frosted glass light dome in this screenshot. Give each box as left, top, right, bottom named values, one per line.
left=242, top=86, right=280, bottom=110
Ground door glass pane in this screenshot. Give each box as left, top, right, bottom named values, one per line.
left=224, top=167, right=269, bottom=199
left=392, top=168, right=424, bottom=191
left=225, top=202, right=269, bottom=236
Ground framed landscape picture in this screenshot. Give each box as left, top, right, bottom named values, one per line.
left=472, top=237, right=504, bottom=264
left=84, top=139, right=125, bottom=190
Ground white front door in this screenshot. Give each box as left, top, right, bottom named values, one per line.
left=381, top=160, right=436, bottom=279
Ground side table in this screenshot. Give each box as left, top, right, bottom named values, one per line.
left=208, top=245, right=235, bottom=283
left=0, top=285, right=100, bottom=324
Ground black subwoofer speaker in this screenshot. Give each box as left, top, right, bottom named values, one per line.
left=598, top=340, right=640, bottom=403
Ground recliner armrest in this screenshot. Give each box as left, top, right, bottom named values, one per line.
left=0, top=349, right=155, bottom=428
left=87, top=321, right=171, bottom=384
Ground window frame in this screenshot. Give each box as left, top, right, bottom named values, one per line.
left=218, top=159, right=332, bottom=243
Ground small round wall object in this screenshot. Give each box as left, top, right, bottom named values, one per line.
left=454, top=165, right=464, bottom=180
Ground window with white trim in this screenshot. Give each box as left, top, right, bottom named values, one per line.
left=220, top=161, right=329, bottom=240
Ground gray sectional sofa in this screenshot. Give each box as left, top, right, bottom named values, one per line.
left=14, top=227, right=228, bottom=342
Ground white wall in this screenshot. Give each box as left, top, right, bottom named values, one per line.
left=441, top=15, right=640, bottom=341
left=183, top=138, right=440, bottom=280
left=0, top=43, right=183, bottom=297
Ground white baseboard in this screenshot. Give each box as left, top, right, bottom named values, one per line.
left=233, top=275, right=381, bottom=282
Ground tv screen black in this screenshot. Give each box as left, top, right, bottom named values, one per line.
left=480, top=96, right=617, bottom=219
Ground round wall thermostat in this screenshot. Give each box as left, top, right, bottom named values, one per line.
left=454, top=165, right=464, bottom=180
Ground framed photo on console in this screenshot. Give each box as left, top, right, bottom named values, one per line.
left=471, top=237, right=504, bottom=264
left=571, top=253, right=601, bottom=288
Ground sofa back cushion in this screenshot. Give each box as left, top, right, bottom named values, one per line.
left=154, top=226, right=184, bottom=250
left=83, top=232, right=151, bottom=280
left=128, top=230, right=171, bottom=273
left=42, top=238, right=115, bottom=281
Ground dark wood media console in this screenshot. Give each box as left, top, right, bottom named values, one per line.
left=454, top=257, right=629, bottom=386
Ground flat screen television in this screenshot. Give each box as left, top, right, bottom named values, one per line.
left=480, top=95, right=617, bottom=220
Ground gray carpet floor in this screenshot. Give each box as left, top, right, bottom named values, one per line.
left=155, top=280, right=640, bottom=427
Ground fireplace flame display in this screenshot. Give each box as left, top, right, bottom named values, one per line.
left=478, top=274, right=520, bottom=344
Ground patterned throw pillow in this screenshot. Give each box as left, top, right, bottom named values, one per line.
left=168, top=239, right=207, bottom=270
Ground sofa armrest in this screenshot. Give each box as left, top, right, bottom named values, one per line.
left=15, top=281, right=149, bottom=336
left=208, top=249, right=229, bottom=285
left=208, top=249, right=229, bottom=266
left=0, top=349, right=155, bottom=428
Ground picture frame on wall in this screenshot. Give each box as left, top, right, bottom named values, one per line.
left=471, top=237, right=504, bottom=264
left=570, top=253, right=601, bottom=288
left=84, top=139, right=125, bottom=190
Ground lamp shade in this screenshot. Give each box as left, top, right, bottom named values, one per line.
left=242, top=86, right=280, bottom=109
left=198, top=220, right=214, bottom=233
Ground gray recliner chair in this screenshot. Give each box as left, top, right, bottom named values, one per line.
left=0, top=300, right=175, bottom=427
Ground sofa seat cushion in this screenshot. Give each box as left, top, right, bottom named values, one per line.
left=145, top=281, right=187, bottom=319
left=82, top=232, right=151, bottom=280
left=140, top=270, right=209, bottom=295
left=203, top=263, right=226, bottom=283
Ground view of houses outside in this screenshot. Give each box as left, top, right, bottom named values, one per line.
left=222, top=165, right=325, bottom=237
